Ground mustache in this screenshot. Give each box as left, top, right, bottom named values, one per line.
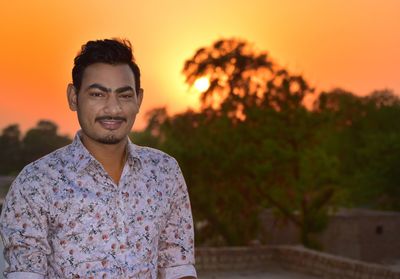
left=95, top=116, right=127, bottom=122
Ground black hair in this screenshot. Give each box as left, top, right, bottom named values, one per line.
left=72, top=38, right=141, bottom=94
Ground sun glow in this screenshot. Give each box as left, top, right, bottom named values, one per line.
left=193, top=77, right=210, bottom=92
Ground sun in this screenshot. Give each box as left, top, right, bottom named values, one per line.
left=193, top=77, right=210, bottom=92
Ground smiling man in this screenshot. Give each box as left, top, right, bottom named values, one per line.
left=0, top=39, right=197, bottom=279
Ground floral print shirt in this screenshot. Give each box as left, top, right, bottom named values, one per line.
left=0, top=134, right=196, bottom=279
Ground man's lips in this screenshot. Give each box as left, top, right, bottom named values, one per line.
left=95, top=117, right=127, bottom=130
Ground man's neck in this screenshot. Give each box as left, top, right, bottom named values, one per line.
left=80, top=135, right=128, bottom=185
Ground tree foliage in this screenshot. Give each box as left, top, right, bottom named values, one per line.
left=0, top=120, right=71, bottom=175
left=22, top=120, right=71, bottom=165
left=136, top=38, right=341, bottom=247
left=314, top=89, right=400, bottom=211
left=0, top=124, right=23, bottom=174
left=135, top=39, right=400, bottom=248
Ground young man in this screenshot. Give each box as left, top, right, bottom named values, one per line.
left=0, top=39, right=196, bottom=278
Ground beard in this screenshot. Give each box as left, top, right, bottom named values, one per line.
left=96, top=134, right=124, bottom=145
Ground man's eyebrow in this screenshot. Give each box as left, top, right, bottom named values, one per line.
left=85, top=84, right=134, bottom=94
left=115, top=86, right=134, bottom=93
left=86, top=83, right=111, bottom=92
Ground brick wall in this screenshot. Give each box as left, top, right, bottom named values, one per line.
left=196, top=246, right=400, bottom=279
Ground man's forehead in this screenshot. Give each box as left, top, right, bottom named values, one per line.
left=82, top=63, right=136, bottom=83
left=85, top=83, right=135, bottom=93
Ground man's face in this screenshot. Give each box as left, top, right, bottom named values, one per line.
left=67, top=63, right=143, bottom=145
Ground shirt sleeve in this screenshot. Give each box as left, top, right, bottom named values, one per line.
left=0, top=168, right=51, bottom=278
left=6, top=272, right=44, bottom=279
left=157, top=160, right=197, bottom=279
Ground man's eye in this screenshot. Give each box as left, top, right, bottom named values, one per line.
left=120, top=94, right=134, bottom=99
left=89, top=92, right=104, bottom=97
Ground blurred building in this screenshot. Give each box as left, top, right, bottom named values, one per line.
left=260, top=208, right=400, bottom=263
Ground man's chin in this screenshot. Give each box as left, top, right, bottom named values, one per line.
left=96, top=135, right=125, bottom=145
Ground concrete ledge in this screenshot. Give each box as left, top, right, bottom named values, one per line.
left=196, top=246, right=273, bottom=271
left=272, top=246, right=400, bottom=279
left=196, top=246, right=400, bottom=279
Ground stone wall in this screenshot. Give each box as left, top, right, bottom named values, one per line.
left=273, top=246, right=400, bottom=279
left=196, top=246, right=273, bottom=271
left=196, top=246, right=400, bottom=279
left=259, top=208, right=400, bottom=263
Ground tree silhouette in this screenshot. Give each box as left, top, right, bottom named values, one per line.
left=0, top=124, right=23, bottom=174
left=183, top=39, right=313, bottom=116
left=22, top=120, right=71, bottom=165
left=183, top=39, right=274, bottom=113
left=314, top=89, right=400, bottom=211
left=174, top=38, right=336, bottom=247
left=135, top=39, right=400, bottom=247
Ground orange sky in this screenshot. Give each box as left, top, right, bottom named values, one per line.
left=1, top=0, right=400, bottom=137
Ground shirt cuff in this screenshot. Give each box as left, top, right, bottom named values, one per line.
left=159, top=264, right=197, bottom=279
left=6, top=272, right=45, bottom=279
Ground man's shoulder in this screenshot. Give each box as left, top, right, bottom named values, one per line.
left=16, top=144, right=72, bottom=182
left=28, top=144, right=71, bottom=167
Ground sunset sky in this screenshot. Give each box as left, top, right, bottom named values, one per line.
left=1, top=0, right=399, bottom=137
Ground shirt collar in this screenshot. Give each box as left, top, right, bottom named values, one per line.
left=69, top=131, right=142, bottom=173
left=126, top=137, right=143, bottom=170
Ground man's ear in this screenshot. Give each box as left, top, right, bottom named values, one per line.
left=136, top=88, right=144, bottom=111
left=67, top=84, right=78, bottom=111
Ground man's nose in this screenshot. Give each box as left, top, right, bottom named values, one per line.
left=104, top=94, right=122, bottom=114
